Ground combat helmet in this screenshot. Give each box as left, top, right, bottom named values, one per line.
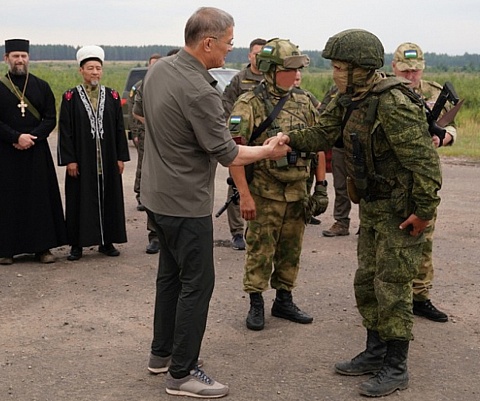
left=256, top=38, right=310, bottom=73
left=322, top=29, right=384, bottom=70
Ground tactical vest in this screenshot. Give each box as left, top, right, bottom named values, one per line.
left=342, top=77, right=425, bottom=213
left=251, top=84, right=317, bottom=183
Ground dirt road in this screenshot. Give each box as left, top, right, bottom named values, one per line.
left=1, top=141, right=479, bottom=401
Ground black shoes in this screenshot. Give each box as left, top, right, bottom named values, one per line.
left=146, top=238, right=160, bottom=254
left=246, top=290, right=313, bottom=330
left=413, top=299, right=448, bottom=322
left=246, top=293, right=265, bottom=331
left=67, top=246, right=83, bottom=261
left=98, top=244, right=120, bottom=257
left=271, top=289, right=313, bottom=324
left=68, top=244, right=119, bottom=260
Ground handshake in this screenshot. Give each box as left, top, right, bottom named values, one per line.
left=263, top=132, right=291, bottom=160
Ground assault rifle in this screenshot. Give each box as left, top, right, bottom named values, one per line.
left=425, top=81, right=463, bottom=147
left=215, top=177, right=239, bottom=218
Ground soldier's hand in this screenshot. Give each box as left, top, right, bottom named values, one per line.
left=428, top=121, right=446, bottom=147
left=399, top=214, right=429, bottom=237
left=303, top=184, right=329, bottom=223
left=311, top=183, right=329, bottom=216
left=263, top=133, right=291, bottom=161
left=240, top=192, right=256, bottom=221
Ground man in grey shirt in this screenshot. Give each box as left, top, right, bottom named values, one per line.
left=141, top=7, right=289, bottom=399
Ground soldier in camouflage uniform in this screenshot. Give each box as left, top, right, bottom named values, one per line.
left=293, top=70, right=328, bottom=226
left=393, top=42, right=457, bottom=323
left=222, top=38, right=266, bottom=251
left=229, top=38, right=327, bottom=331
left=127, top=81, right=144, bottom=211
left=131, top=53, right=161, bottom=254
left=280, top=29, right=442, bottom=397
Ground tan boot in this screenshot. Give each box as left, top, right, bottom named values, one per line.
left=322, top=221, right=349, bottom=237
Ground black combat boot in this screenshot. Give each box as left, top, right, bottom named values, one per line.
left=413, top=299, right=448, bottom=322
left=271, top=289, right=313, bottom=324
left=358, top=340, right=409, bottom=397
left=335, top=330, right=387, bottom=376
left=246, top=292, right=265, bottom=331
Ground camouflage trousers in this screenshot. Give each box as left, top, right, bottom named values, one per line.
left=243, top=193, right=305, bottom=293
left=355, top=199, right=425, bottom=341
left=227, top=185, right=244, bottom=236
left=412, top=211, right=437, bottom=301
left=133, top=131, right=145, bottom=200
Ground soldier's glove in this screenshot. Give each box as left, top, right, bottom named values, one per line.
left=304, top=183, right=329, bottom=223
left=428, top=120, right=446, bottom=147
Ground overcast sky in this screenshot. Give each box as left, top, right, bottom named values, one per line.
left=2, top=0, right=479, bottom=56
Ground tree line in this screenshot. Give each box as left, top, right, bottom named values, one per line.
left=2, top=44, right=480, bottom=72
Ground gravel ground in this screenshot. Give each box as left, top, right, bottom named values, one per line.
left=1, top=139, right=479, bottom=401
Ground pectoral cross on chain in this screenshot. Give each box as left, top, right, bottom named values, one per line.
left=18, top=99, right=28, bottom=117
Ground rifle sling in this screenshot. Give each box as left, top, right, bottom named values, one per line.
left=248, top=94, right=288, bottom=145
left=0, top=75, right=41, bottom=121
left=334, top=99, right=361, bottom=148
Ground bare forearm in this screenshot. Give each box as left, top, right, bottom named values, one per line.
left=230, top=145, right=270, bottom=166
left=229, top=135, right=290, bottom=166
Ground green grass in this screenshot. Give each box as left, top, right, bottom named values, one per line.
left=28, top=61, right=141, bottom=113
left=27, top=62, right=480, bottom=161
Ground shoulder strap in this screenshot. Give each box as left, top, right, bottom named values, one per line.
left=334, top=99, right=362, bottom=148
left=0, top=75, right=41, bottom=120
left=248, top=94, right=288, bottom=145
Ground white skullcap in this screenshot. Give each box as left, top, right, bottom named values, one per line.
left=76, top=45, right=105, bottom=65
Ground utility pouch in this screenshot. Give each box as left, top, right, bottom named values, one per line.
left=390, top=187, right=414, bottom=219
left=347, top=176, right=361, bottom=204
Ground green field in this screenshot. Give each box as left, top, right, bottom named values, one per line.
left=28, top=61, right=479, bottom=161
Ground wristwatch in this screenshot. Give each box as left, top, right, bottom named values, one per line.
left=316, top=180, right=328, bottom=187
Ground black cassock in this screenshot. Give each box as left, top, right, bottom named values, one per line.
left=0, top=73, right=67, bottom=257
left=58, top=85, right=130, bottom=247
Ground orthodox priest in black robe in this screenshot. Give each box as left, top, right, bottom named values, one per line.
left=0, top=39, right=67, bottom=264
left=58, top=45, right=130, bottom=261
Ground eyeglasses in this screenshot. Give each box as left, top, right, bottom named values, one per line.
left=208, top=36, right=234, bottom=48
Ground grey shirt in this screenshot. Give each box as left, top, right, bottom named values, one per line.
left=141, top=48, right=239, bottom=217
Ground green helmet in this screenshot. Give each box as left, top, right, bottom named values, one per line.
left=256, top=38, right=310, bottom=73
left=322, top=29, right=384, bottom=69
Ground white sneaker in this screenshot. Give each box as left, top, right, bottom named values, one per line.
left=166, top=367, right=228, bottom=398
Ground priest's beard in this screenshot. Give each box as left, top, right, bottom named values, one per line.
left=10, top=63, right=28, bottom=76
left=90, top=80, right=99, bottom=87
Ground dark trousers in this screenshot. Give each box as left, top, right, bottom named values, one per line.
left=148, top=212, right=215, bottom=377
left=331, top=146, right=351, bottom=226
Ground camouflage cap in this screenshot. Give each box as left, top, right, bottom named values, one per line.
left=393, top=42, right=425, bottom=71
left=256, top=38, right=310, bottom=73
